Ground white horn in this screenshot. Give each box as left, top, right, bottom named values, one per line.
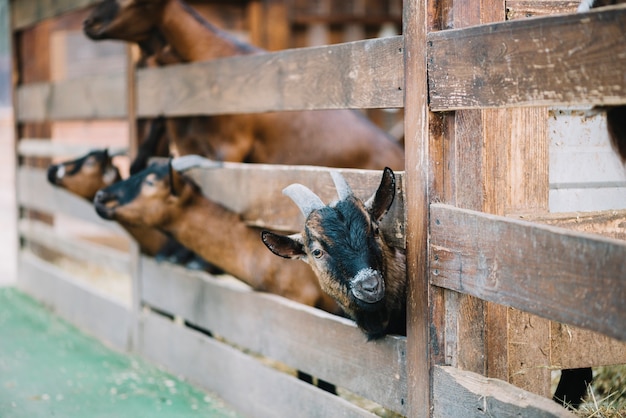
left=171, top=155, right=223, bottom=172
left=283, top=184, right=325, bottom=219
left=330, top=171, right=353, bottom=201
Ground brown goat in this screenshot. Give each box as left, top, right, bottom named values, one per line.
left=262, top=168, right=406, bottom=340
left=93, top=158, right=341, bottom=313
left=47, top=150, right=214, bottom=271
left=83, top=0, right=405, bottom=170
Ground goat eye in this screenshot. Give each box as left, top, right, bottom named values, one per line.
left=312, top=249, right=324, bottom=259
left=144, top=179, right=155, bottom=187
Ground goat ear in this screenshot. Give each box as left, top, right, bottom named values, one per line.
left=365, top=167, right=396, bottom=221
left=261, top=231, right=307, bottom=260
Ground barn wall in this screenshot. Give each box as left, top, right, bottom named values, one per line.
left=549, top=109, right=626, bottom=212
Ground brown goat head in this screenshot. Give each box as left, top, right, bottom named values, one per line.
left=262, top=168, right=407, bottom=340
left=84, top=0, right=166, bottom=43
left=94, top=159, right=199, bottom=228
left=47, top=149, right=122, bottom=200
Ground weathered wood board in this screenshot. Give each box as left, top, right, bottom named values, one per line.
left=428, top=5, right=626, bottom=110
left=432, top=366, right=574, bottom=417
left=430, top=203, right=626, bottom=342
left=140, top=257, right=408, bottom=415
left=137, top=36, right=404, bottom=116
left=139, top=309, right=379, bottom=418
left=180, top=161, right=406, bottom=247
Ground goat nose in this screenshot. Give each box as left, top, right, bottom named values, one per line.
left=351, top=269, right=384, bottom=303
left=94, top=189, right=107, bottom=203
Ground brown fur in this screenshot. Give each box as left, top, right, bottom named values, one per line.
left=94, top=162, right=341, bottom=313
left=84, top=0, right=405, bottom=170
left=47, top=151, right=169, bottom=257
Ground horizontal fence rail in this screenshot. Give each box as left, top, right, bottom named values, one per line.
left=430, top=203, right=626, bottom=342
left=141, top=257, right=408, bottom=415
left=138, top=36, right=404, bottom=116
left=428, top=5, right=626, bottom=110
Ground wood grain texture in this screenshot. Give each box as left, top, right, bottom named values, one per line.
left=505, top=0, right=578, bottom=20
left=518, top=210, right=626, bottom=241
left=140, top=257, right=408, bottom=415
left=139, top=309, right=380, bottom=418
left=182, top=162, right=406, bottom=247
left=430, top=203, right=626, bottom=342
left=432, top=365, right=574, bottom=417
left=428, top=5, right=626, bottom=110
left=18, top=139, right=127, bottom=157
left=403, top=0, right=432, bottom=414
left=136, top=36, right=403, bottom=117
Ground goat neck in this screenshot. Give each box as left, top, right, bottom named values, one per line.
left=159, top=0, right=259, bottom=62
left=162, top=193, right=339, bottom=313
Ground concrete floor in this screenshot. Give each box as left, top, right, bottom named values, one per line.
left=0, top=287, right=240, bottom=417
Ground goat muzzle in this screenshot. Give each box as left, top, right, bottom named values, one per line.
left=351, top=268, right=385, bottom=306
left=93, top=190, right=116, bottom=219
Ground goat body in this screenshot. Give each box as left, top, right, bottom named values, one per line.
left=83, top=0, right=405, bottom=170
left=93, top=159, right=340, bottom=313
left=262, top=168, right=407, bottom=340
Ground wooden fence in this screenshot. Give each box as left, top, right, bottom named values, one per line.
left=11, top=0, right=626, bottom=417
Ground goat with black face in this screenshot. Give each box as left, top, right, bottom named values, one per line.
left=262, top=168, right=407, bottom=340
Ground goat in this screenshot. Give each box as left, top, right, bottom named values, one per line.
left=83, top=0, right=405, bottom=171
left=262, top=169, right=596, bottom=413
left=92, top=157, right=341, bottom=314
left=262, top=168, right=406, bottom=340
left=47, top=149, right=212, bottom=270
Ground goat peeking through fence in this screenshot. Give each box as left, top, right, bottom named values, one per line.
left=262, top=168, right=407, bottom=340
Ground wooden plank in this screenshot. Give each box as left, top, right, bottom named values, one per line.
left=140, top=257, right=408, bottom=416
left=18, top=139, right=126, bottom=157
left=402, top=0, right=431, bottom=413
left=550, top=323, right=626, bottom=369
left=432, top=365, right=574, bottom=417
left=505, top=0, right=578, bottom=20
left=11, top=0, right=99, bottom=30
left=139, top=309, right=379, bottom=418
left=18, top=218, right=130, bottom=273
left=136, top=36, right=404, bottom=117
left=15, top=73, right=126, bottom=121
left=430, top=203, right=626, bottom=341
left=18, top=251, right=132, bottom=351
left=518, top=209, right=626, bottom=241
left=182, top=162, right=406, bottom=247
left=17, top=166, right=126, bottom=234
left=428, top=5, right=626, bottom=110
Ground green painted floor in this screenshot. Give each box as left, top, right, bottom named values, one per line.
left=0, top=287, right=241, bottom=418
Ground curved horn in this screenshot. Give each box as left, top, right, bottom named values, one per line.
left=171, top=155, right=223, bottom=173
left=330, top=171, right=353, bottom=201
left=283, top=184, right=325, bottom=219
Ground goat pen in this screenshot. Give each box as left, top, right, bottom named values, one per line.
left=10, top=0, right=626, bottom=417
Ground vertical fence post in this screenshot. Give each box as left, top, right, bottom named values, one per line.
left=403, top=0, right=431, bottom=415
left=126, top=43, right=142, bottom=351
